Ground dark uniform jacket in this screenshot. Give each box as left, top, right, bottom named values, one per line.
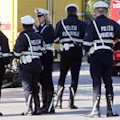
left=55, top=14, right=87, bottom=55
left=0, top=31, right=10, bottom=65
left=14, top=28, right=43, bottom=62
left=83, top=15, right=120, bottom=54
left=38, top=23, right=55, bottom=44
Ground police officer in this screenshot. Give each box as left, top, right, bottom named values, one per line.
left=34, top=8, right=55, bottom=114
left=55, top=3, right=87, bottom=109
left=83, top=1, right=120, bottom=117
left=0, top=17, right=10, bottom=116
left=14, top=15, right=43, bottom=115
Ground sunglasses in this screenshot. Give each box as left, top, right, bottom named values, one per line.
left=37, top=15, right=44, bottom=18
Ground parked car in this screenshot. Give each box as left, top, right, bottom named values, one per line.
left=112, top=39, right=120, bottom=76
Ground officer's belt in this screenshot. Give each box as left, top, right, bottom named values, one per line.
left=31, top=56, right=39, bottom=59
left=0, top=52, right=11, bottom=58
left=89, top=45, right=112, bottom=55
left=43, top=44, right=54, bottom=51
left=22, top=52, right=42, bottom=56
left=14, top=51, right=42, bottom=57
left=20, top=55, right=40, bottom=64
left=21, top=55, right=40, bottom=59
left=60, top=38, right=83, bottom=43
left=94, top=39, right=113, bottom=44
left=83, top=39, right=113, bottom=47
left=60, top=43, right=80, bottom=51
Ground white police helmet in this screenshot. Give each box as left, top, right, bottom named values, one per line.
left=93, top=1, right=108, bottom=9
left=21, top=15, right=35, bottom=25
left=34, top=8, right=49, bottom=17
left=65, top=3, right=79, bottom=12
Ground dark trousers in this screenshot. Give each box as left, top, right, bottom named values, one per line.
left=58, top=47, right=82, bottom=92
left=90, top=51, right=113, bottom=95
left=0, top=59, right=5, bottom=98
left=40, top=51, right=54, bottom=92
left=20, top=59, right=42, bottom=96
left=39, top=51, right=54, bottom=111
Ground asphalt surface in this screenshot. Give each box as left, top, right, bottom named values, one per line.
left=0, top=62, right=120, bottom=120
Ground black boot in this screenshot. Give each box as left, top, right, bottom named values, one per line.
left=47, top=91, right=55, bottom=114
left=41, top=91, right=55, bottom=114
left=106, top=94, right=119, bottom=117
left=40, top=90, right=48, bottom=114
left=33, top=94, right=41, bottom=115
left=88, top=94, right=101, bottom=117
left=68, top=87, right=78, bottom=109
left=55, top=86, right=64, bottom=109
left=21, top=94, right=33, bottom=116
left=40, top=90, right=47, bottom=111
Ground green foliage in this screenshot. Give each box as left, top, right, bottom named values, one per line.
left=84, top=0, right=110, bottom=22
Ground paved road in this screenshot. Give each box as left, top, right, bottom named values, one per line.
left=0, top=62, right=120, bottom=120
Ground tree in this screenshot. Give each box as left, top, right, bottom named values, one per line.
left=84, top=0, right=110, bottom=22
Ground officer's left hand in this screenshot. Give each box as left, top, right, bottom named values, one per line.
left=12, top=59, right=19, bottom=70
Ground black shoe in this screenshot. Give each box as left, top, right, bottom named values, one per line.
left=21, top=111, right=33, bottom=116
left=41, top=108, right=55, bottom=114
left=69, top=105, right=78, bottom=109
left=55, top=86, right=64, bottom=109
left=41, top=108, right=48, bottom=114
left=107, top=112, right=119, bottom=117
left=32, top=110, right=41, bottom=115
left=49, top=108, right=55, bottom=114
left=0, top=112, right=3, bottom=116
